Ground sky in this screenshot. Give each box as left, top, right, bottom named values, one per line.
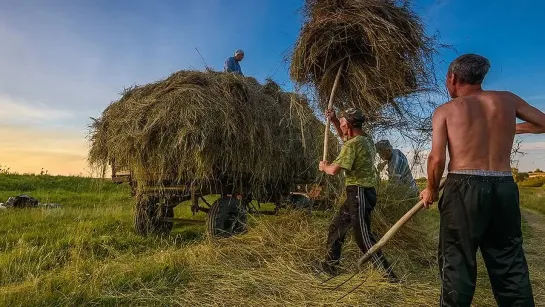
left=0, top=0, right=544, bottom=176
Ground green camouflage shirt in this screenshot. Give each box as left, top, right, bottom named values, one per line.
left=333, top=135, right=378, bottom=188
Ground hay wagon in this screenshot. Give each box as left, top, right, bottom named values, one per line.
left=111, top=161, right=331, bottom=237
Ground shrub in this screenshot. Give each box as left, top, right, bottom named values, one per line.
left=519, top=177, right=545, bottom=188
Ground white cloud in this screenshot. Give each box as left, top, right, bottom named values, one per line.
left=520, top=141, right=545, bottom=151
left=0, top=95, right=73, bottom=123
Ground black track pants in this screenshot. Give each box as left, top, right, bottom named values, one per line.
left=438, top=174, right=534, bottom=307
left=325, top=186, right=394, bottom=274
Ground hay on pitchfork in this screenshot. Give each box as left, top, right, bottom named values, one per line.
left=88, top=70, right=340, bottom=196
left=290, top=0, right=438, bottom=117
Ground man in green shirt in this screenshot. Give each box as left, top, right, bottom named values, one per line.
left=318, top=108, right=398, bottom=282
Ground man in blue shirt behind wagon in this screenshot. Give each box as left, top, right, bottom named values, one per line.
left=224, top=49, right=244, bottom=76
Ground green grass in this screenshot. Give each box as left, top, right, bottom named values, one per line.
left=0, top=174, right=544, bottom=306
left=520, top=187, right=545, bottom=215
left=0, top=174, right=209, bottom=305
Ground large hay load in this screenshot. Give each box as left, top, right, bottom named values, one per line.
left=290, top=0, right=438, bottom=128
left=89, top=70, right=339, bottom=236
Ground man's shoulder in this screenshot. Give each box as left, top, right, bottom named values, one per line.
left=393, top=148, right=405, bottom=157
left=482, top=90, right=514, bottom=96
left=436, top=96, right=475, bottom=114
left=342, top=136, right=371, bottom=152
left=432, top=103, right=451, bottom=121
left=447, top=91, right=516, bottom=104
left=483, top=90, right=523, bottom=107
left=350, top=135, right=373, bottom=146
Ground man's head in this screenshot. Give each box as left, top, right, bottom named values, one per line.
left=234, top=49, right=245, bottom=61
left=339, top=108, right=365, bottom=137
left=375, top=140, right=393, bottom=161
left=446, top=54, right=490, bottom=98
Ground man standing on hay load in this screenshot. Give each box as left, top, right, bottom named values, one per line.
left=375, top=139, right=418, bottom=198
left=421, top=54, right=545, bottom=306
left=318, top=108, right=399, bottom=282
left=224, top=49, right=244, bottom=76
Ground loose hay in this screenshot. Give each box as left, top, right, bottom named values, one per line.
left=290, top=0, right=438, bottom=117
left=89, top=70, right=339, bottom=196
left=96, top=194, right=437, bottom=306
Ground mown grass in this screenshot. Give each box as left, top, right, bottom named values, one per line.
left=0, top=174, right=543, bottom=306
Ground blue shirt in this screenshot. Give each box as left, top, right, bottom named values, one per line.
left=386, top=149, right=418, bottom=193
left=224, top=57, right=243, bottom=75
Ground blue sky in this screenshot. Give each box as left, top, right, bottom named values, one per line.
left=0, top=0, right=543, bottom=174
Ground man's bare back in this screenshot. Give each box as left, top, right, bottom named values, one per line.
left=438, top=91, right=517, bottom=172
left=423, top=53, right=545, bottom=203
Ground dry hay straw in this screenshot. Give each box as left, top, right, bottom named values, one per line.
left=290, top=0, right=439, bottom=122
left=88, top=70, right=340, bottom=195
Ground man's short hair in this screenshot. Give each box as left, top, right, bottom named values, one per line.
left=448, top=54, right=491, bottom=85
left=375, top=140, right=392, bottom=151
left=235, top=49, right=244, bottom=56
left=340, top=108, right=365, bottom=128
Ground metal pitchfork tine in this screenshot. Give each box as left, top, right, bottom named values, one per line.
left=328, top=272, right=358, bottom=290
left=320, top=273, right=339, bottom=285
left=336, top=275, right=370, bottom=302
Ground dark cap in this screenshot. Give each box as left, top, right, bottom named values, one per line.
left=375, top=140, right=392, bottom=151
left=339, top=108, right=365, bottom=128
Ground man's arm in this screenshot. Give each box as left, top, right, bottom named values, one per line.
left=388, top=151, right=404, bottom=182
left=514, top=93, right=545, bottom=134
left=320, top=140, right=354, bottom=175
left=421, top=107, right=447, bottom=207
left=319, top=162, right=342, bottom=175
left=224, top=58, right=236, bottom=73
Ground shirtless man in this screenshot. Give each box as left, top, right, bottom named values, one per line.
left=420, top=54, right=545, bottom=307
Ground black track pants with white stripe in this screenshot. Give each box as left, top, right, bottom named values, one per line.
left=325, top=186, right=394, bottom=274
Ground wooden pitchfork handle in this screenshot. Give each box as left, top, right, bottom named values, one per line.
left=323, top=63, right=345, bottom=162
left=357, top=178, right=447, bottom=268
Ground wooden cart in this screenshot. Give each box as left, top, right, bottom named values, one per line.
left=110, top=161, right=333, bottom=237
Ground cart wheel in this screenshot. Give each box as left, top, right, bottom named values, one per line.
left=134, top=195, right=174, bottom=236
left=207, top=197, right=247, bottom=238
left=287, top=194, right=314, bottom=210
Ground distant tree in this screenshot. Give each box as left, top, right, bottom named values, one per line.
left=511, top=138, right=525, bottom=167
left=534, top=168, right=543, bottom=173
left=512, top=168, right=519, bottom=177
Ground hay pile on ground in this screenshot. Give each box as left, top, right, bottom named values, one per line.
left=89, top=70, right=338, bottom=195
left=290, top=0, right=437, bottom=117
left=163, top=206, right=438, bottom=306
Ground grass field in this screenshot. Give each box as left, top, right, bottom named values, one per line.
left=520, top=187, right=545, bottom=215
left=0, top=174, right=544, bottom=306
